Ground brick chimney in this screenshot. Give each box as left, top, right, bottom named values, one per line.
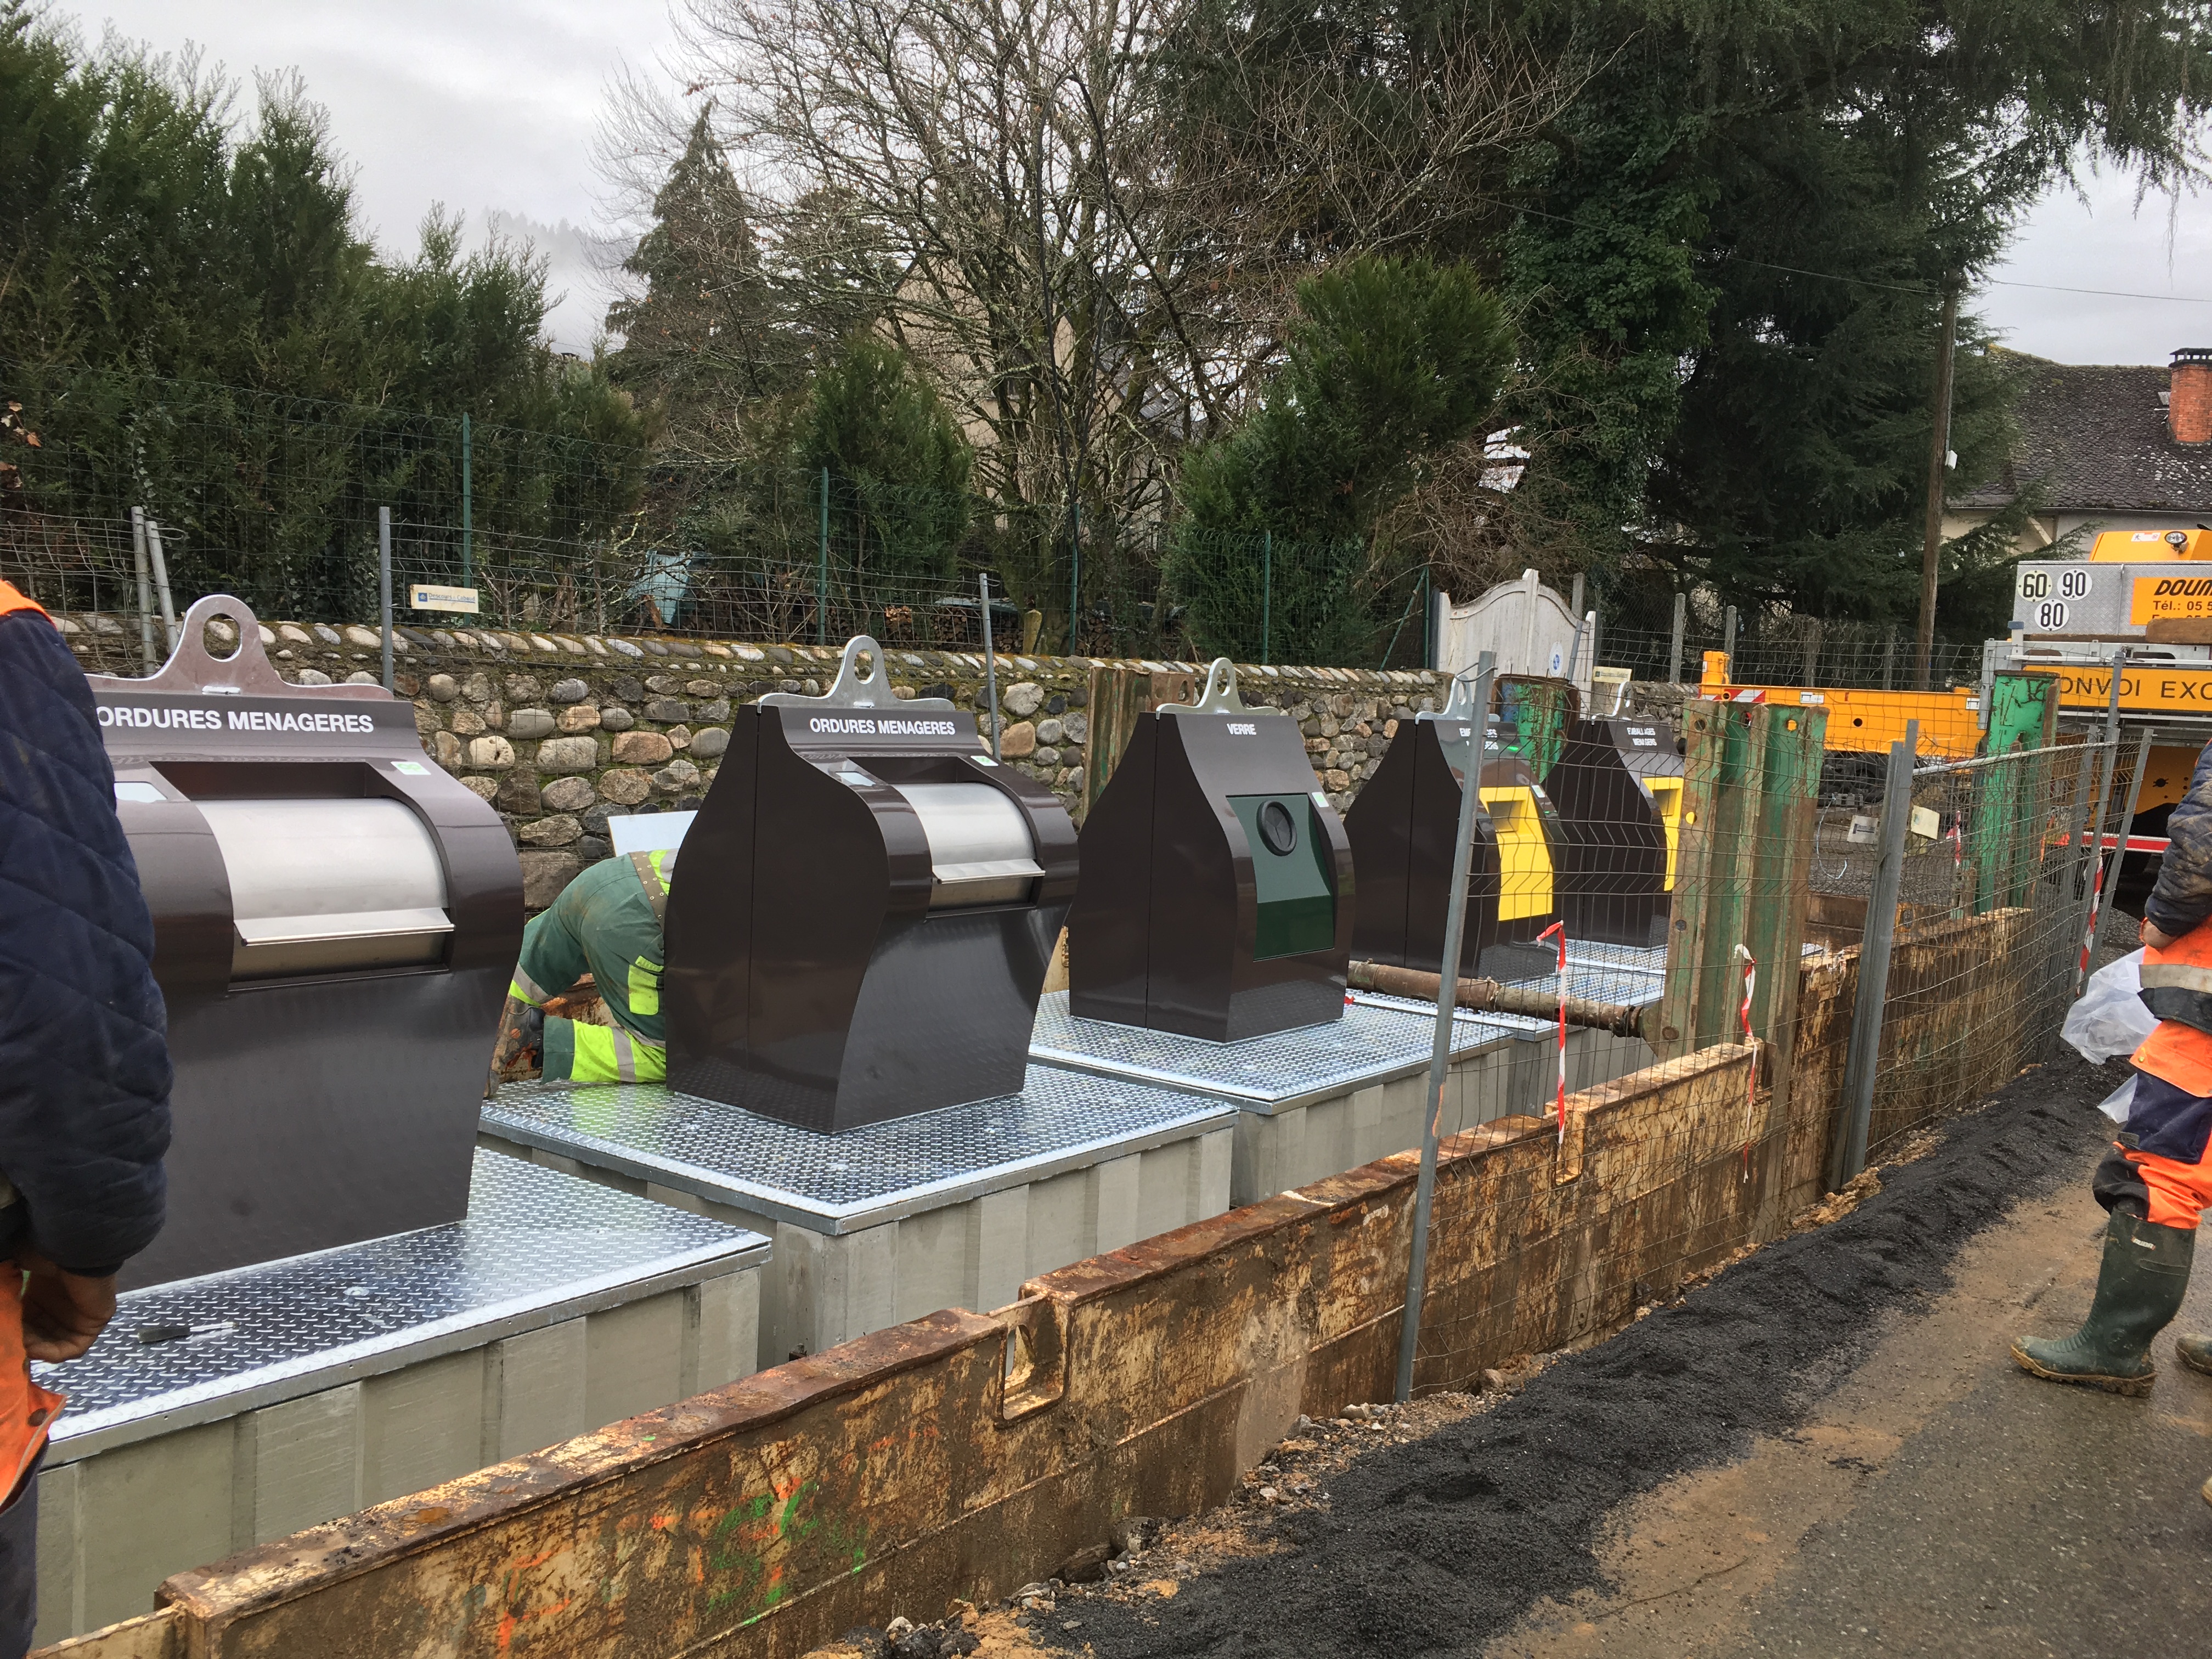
left=2171, top=347, right=2212, bottom=444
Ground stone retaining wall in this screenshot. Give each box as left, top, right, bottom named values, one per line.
left=54, top=614, right=1447, bottom=909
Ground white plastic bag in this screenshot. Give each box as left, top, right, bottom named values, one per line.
left=2098, top=1074, right=2137, bottom=1125
left=2064, top=947, right=2156, bottom=1064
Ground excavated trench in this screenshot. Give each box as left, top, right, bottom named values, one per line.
left=991, top=1049, right=2124, bottom=1658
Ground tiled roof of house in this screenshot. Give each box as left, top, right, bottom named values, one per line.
left=1953, top=357, right=2212, bottom=515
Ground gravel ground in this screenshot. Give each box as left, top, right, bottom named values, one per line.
left=1005, top=1048, right=2121, bottom=1659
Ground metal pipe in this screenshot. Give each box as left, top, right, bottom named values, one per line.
left=378, top=506, right=396, bottom=693
left=1832, top=718, right=1918, bottom=1188
left=2071, top=654, right=2128, bottom=994
left=1912, top=739, right=2078, bottom=778
left=2089, top=728, right=2155, bottom=965
left=1668, top=591, right=1686, bottom=685
left=145, top=518, right=178, bottom=652
left=131, top=506, right=155, bottom=671
left=1396, top=651, right=1494, bottom=1404
left=980, top=571, right=1001, bottom=762
left=1347, top=959, right=1645, bottom=1039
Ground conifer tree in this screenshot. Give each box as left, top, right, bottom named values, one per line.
left=793, top=334, right=973, bottom=584
left=607, top=109, right=795, bottom=450
left=1176, top=253, right=1510, bottom=661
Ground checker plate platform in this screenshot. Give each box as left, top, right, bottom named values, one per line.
left=1029, top=992, right=1544, bottom=1114
left=482, top=1067, right=1238, bottom=1234
left=38, top=1149, right=768, bottom=1460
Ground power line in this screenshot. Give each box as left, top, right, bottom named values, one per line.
left=1502, top=195, right=2212, bottom=303
left=1712, top=252, right=2212, bottom=304
left=1985, top=276, right=2212, bottom=303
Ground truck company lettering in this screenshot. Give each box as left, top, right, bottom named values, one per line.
left=806, top=715, right=960, bottom=736
left=2129, top=574, right=2212, bottom=625
left=2039, top=669, right=2212, bottom=709
left=95, top=703, right=377, bottom=733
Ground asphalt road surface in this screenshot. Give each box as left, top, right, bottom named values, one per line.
left=1489, top=1120, right=2212, bottom=1657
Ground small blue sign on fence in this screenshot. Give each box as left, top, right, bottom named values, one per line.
left=410, top=583, right=479, bottom=614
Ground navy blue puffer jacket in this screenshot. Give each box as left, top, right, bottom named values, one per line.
left=0, top=605, right=170, bottom=1274
left=2147, top=738, right=2212, bottom=943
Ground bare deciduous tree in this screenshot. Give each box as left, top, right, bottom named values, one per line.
left=624, top=0, right=1570, bottom=635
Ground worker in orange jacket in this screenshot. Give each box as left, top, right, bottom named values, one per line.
left=2015, top=744, right=2212, bottom=1510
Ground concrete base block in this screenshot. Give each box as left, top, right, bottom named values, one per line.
left=492, top=1126, right=1237, bottom=1365
left=1229, top=1028, right=1656, bottom=1203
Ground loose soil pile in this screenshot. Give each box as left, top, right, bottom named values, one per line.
left=1027, top=1051, right=2119, bottom=1658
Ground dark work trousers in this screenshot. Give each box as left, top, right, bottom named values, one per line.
left=0, top=1452, right=42, bottom=1658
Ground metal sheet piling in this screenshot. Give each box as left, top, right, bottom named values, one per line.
left=1832, top=719, right=1917, bottom=1187
left=1396, top=651, right=1493, bottom=1403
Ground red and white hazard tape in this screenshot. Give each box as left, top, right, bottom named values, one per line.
left=1734, top=944, right=1758, bottom=1181
left=1537, top=920, right=1569, bottom=1143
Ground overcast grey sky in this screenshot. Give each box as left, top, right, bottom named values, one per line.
left=55, top=1, right=2212, bottom=365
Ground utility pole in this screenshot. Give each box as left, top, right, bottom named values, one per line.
left=1915, top=273, right=1962, bottom=691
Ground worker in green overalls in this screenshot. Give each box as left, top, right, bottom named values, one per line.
left=487, top=850, right=674, bottom=1088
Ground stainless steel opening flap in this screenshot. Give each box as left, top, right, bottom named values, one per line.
left=196, top=798, right=452, bottom=978
left=889, top=782, right=1043, bottom=909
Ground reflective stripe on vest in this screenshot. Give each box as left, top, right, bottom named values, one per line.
left=628, top=849, right=673, bottom=925
left=565, top=1020, right=667, bottom=1085
left=2136, top=924, right=2212, bottom=1094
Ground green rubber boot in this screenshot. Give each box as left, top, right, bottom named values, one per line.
left=2012, top=1212, right=2195, bottom=1397
left=2177, top=1331, right=2212, bottom=1376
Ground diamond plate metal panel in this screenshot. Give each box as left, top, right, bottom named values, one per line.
left=482, top=1067, right=1238, bottom=1234
left=40, top=1149, right=768, bottom=1461
left=1029, top=992, right=1539, bottom=1114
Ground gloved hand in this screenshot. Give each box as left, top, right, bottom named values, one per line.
left=484, top=996, right=545, bottom=1098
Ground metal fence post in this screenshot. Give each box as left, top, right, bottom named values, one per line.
left=144, top=517, right=178, bottom=652
left=1068, top=500, right=1081, bottom=654
left=1802, top=619, right=1821, bottom=689
left=131, top=506, right=155, bottom=671
left=2089, top=727, right=2154, bottom=965
left=1832, top=718, right=1918, bottom=1187
left=817, top=466, right=830, bottom=646
left=980, top=571, right=1001, bottom=762
left=1397, top=652, right=1494, bottom=1403
left=1723, top=605, right=1739, bottom=676
left=461, top=411, right=473, bottom=588
left=2072, top=652, right=2128, bottom=994
left=377, top=507, right=395, bottom=692
left=1668, top=591, right=1686, bottom=685
left=1261, top=528, right=1272, bottom=663
left=1883, top=625, right=1898, bottom=690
